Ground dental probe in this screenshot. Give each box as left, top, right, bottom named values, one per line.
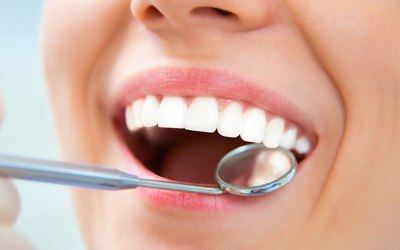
left=0, top=144, right=297, bottom=196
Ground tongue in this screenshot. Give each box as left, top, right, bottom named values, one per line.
left=160, top=132, right=243, bottom=184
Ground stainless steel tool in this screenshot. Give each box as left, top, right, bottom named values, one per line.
left=0, top=144, right=297, bottom=196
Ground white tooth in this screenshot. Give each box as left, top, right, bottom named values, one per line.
left=295, top=136, right=311, bottom=154
left=268, top=150, right=292, bottom=176
left=142, top=95, right=159, bottom=127
left=279, top=127, right=298, bottom=149
left=158, top=96, right=187, bottom=129
left=185, top=96, right=219, bottom=133
left=217, top=101, right=243, bottom=138
left=125, top=105, right=136, bottom=131
left=263, top=117, right=285, bottom=148
left=132, top=99, right=144, bottom=128
left=240, top=107, right=267, bottom=143
left=248, top=150, right=291, bottom=186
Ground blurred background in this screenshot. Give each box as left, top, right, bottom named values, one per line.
left=0, top=1, right=84, bottom=249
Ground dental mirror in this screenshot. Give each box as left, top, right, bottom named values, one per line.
left=0, top=144, right=297, bottom=196
left=215, top=144, right=297, bottom=196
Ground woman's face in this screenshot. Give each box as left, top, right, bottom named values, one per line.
left=42, top=0, right=400, bottom=249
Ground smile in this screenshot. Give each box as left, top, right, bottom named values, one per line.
left=112, top=67, right=316, bottom=211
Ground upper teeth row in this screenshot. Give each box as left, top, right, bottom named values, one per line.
left=125, top=95, right=311, bottom=154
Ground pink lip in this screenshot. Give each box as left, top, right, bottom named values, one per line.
left=112, top=67, right=314, bottom=211
left=118, top=142, right=259, bottom=211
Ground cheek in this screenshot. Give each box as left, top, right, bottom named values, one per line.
left=285, top=0, right=400, bottom=98
left=41, top=1, right=131, bottom=159
left=42, top=0, right=130, bottom=88
left=284, top=0, right=400, bottom=164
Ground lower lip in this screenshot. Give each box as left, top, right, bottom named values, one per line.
left=117, top=137, right=272, bottom=211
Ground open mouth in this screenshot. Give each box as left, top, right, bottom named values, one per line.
left=112, top=67, right=316, bottom=209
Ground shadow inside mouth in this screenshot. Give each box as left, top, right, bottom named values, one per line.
left=124, top=127, right=246, bottom=184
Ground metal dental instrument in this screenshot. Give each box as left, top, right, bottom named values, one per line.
left=0, top=144, right=297, bottom=196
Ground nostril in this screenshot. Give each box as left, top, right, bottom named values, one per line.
left=211, top=7, right=233, bottom=17
left=191, top=7, right=238, bottom=20
left=144, top=5, right=163, bottom=20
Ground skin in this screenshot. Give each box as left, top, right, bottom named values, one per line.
left=0, top=179, right=30, bottom=250
left=35, top=0, right=400, bottom=249
left=0, top=105, right=31, bottom=249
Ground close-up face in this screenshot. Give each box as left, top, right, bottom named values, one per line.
left=41, top=0, right=400, bottom=249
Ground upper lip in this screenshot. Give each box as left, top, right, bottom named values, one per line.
left=111, top=66, right=316, bottom=211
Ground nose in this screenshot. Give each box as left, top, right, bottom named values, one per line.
left=131, top=0, right=275, bottom=32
